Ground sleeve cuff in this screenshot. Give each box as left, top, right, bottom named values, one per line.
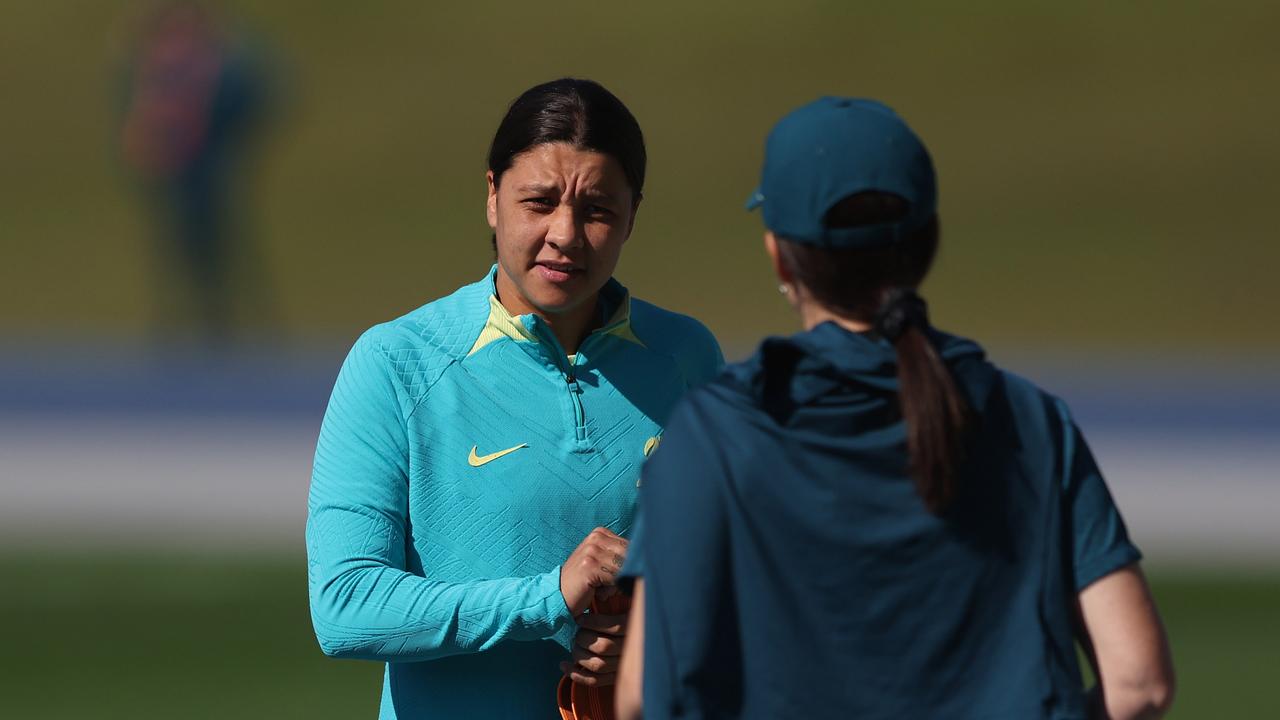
left=1075, top=545, right=1144, bottom=592
left=537, top=565, right=576, bottom=648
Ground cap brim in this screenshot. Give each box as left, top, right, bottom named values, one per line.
left=745, top=188, right=764, bottom=211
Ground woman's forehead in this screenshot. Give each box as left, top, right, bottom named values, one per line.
left=506, top=143, right=628, bottom=194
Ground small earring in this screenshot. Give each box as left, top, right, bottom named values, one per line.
left=778, top=284, right=790, bottom=295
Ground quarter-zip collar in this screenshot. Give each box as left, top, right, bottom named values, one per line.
left=467, top=265, right=638, bottom=365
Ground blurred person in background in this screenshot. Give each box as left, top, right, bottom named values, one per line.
left=616, top=98, right=1174, bottom=720
left=306, top=78, right=722, bottom=719
left=120, top=1, right=276, bottom=343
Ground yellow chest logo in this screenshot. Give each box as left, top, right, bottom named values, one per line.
left=637, top=435, right=662, bottom=486
left=468, top=443, right=528, bottom=467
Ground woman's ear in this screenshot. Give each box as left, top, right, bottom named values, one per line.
left=764, top=231, right=792, bottom=287
left=486, top=171, right=499, bottom=230
left=622, top=195, right=642, bottom=243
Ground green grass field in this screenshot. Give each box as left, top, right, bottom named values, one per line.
left=2, top=2, right=1279, bottom=351
left=1, top=552, right=1273, bottom=718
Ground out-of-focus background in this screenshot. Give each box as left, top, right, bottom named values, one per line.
left=2, top=1, right=1276, bottom=717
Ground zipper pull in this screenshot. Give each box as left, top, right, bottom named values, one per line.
left=566, top=354, right=579, bottom=385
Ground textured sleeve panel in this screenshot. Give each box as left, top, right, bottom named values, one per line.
left=306, top=330, right=573, bottom=662
left=1052, top=397, right=1144, bottom=592
left=375, top=280, right=492, bottom=417
left=630, top=300, right=725, bottom=388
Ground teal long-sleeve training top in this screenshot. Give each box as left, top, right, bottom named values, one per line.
left=306, top=267, right=722, bottom=719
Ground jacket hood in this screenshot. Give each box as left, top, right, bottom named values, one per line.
left=728, top=321, right=998, bottom=419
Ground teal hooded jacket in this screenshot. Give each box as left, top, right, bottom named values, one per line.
left=623, top=322, right=1140, bottom=719
left=306, top=267, right=722, bottom=718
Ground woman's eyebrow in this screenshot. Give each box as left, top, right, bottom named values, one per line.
left=577, top=189, right=615, bottom=202
left=515, top=183, right=559, bottom=195
left=513, top=183, right=620, bottom=202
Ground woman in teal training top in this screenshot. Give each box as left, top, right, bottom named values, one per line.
left=616, top=98, right=1174, bottom=719
left=306, top=78, right=722, bottom=719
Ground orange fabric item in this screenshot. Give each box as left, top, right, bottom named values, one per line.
left=556, top=592, right=633, bottom=720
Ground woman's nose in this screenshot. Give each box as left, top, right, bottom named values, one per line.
left=545, top=206, right=584, bottom=250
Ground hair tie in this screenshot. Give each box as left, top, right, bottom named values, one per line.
left=874, top=288, right=929, bottom=342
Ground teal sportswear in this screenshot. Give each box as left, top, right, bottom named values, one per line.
left=306, top=266, right=722, bottom=719
left=621, top=323, right=1140, bottom=719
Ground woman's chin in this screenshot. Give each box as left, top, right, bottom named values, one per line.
left=531, top=296, right=583, bottom=316
left=524, top=275, right=596, bottom=312
left=528, top=287, right=596, bottom=317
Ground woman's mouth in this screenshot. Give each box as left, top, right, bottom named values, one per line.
left=535, top=261, right=582, bottom=283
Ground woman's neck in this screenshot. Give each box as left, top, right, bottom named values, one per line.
left=797, top=301, right=872, bottom=334
left=538, top=298, right=600, bottom=355
left=495, top=283, right=599, bottom=355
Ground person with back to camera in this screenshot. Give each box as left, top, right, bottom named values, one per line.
left=306, top=78, right=722, bottom=719
left=614, top=97, right=1175, bottom=720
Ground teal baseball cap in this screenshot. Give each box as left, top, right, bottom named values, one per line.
left=747, top=97, right=937, bottom=248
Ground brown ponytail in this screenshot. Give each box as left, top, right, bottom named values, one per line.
left=775, top=192, right=969, bottom=514
left=878, top=293, right=969, bottom=513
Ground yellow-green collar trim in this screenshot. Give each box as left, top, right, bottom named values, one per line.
left=468, top=295, right=538, bottom=356
left=599, top=295, right=644, bottom=346
left=467, top=289, right=644, bottom=357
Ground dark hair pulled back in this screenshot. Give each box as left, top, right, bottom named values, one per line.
left=776, top=193, right=968, bottom=514
left=487, top=78, right=646, bottom=202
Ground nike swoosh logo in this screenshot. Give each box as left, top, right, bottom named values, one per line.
left=468, top=443, right=529, bottom=467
